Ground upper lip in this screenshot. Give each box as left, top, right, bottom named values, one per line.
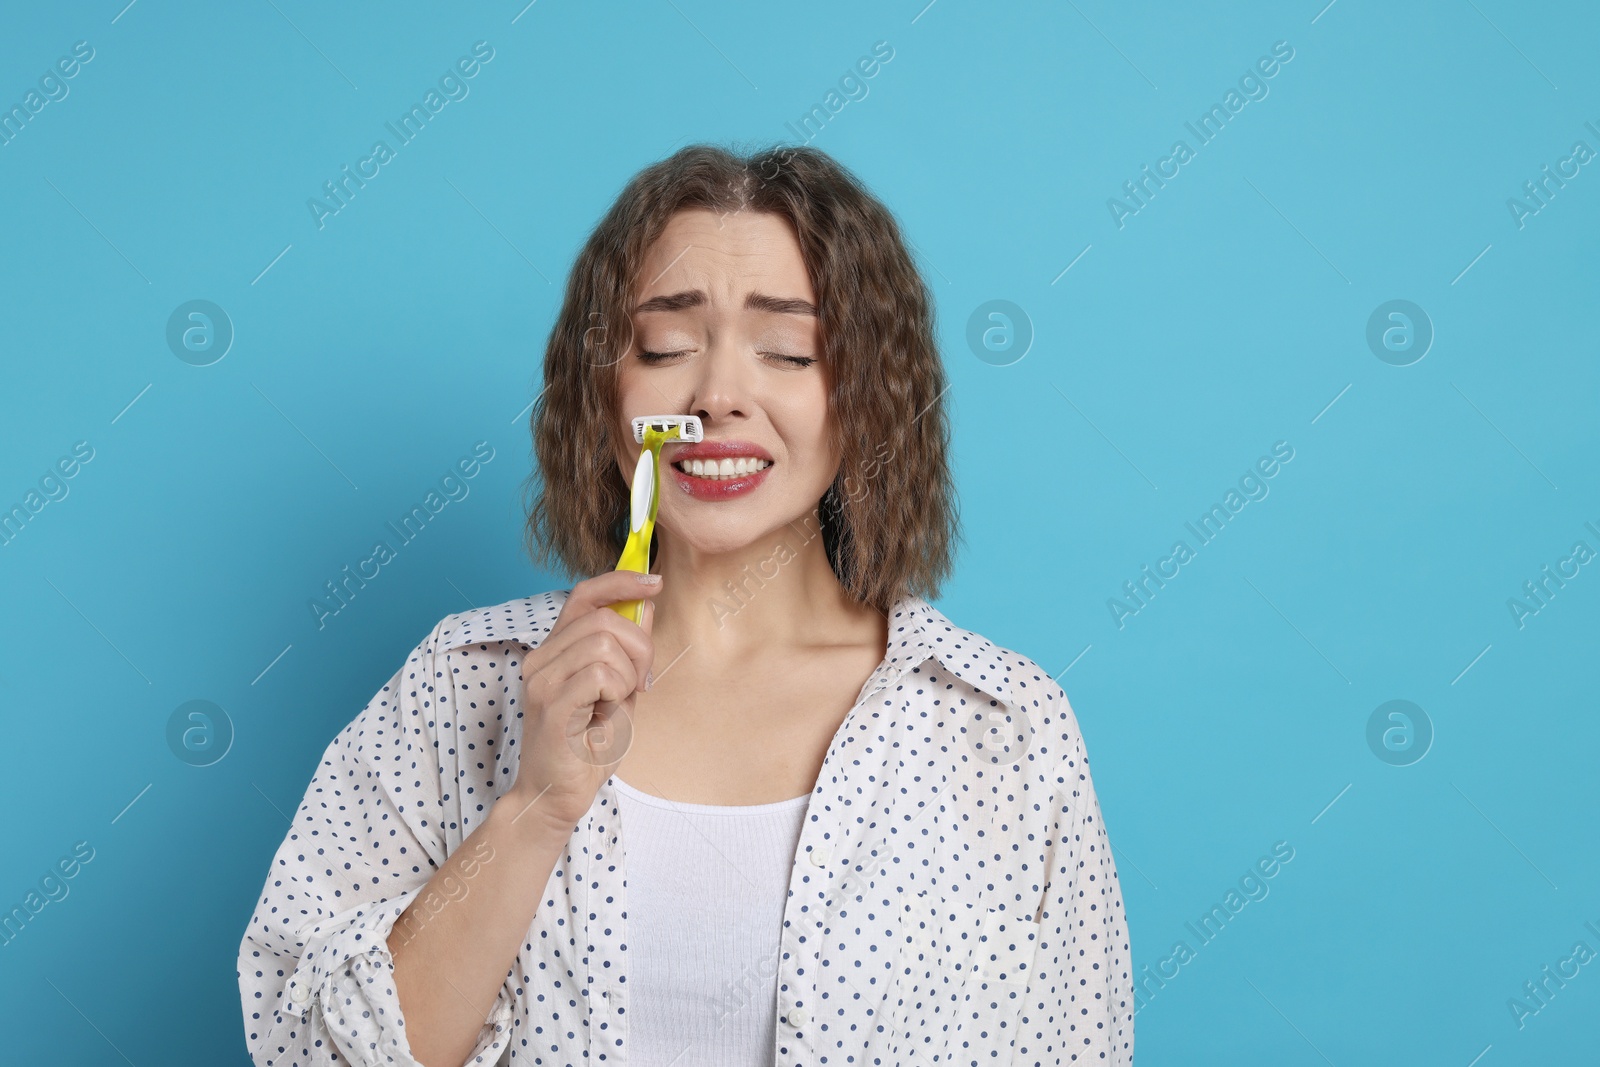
left=668, top=439, right=774, bottom=464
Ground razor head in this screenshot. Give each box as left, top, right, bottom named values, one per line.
left=632, top=415, right=704, bottom=444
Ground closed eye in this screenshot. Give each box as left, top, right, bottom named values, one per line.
left=636, top=349, right=817, bottom=369
left=762, top=352, right=817, bottom=368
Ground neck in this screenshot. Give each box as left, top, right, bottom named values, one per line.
left=649, top=509, right=872, bottom=657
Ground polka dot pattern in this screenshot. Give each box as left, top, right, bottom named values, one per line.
left=238, top=590, right=1133, bottom=1066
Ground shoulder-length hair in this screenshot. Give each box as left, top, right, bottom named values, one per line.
left=522, top=142, right=958, bottom=613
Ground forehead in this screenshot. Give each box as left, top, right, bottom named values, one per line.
left=634, top=208, right=815, bottom=306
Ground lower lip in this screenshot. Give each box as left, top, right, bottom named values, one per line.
left=669, top=462, right=773, bottom=500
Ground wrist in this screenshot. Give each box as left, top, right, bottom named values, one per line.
left=490, top=786, right=582, bottom=848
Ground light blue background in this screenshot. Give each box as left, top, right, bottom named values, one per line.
left=2, top=1, right=1596, bottom=1063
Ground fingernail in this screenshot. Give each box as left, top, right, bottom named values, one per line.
left=645, top=669, right=654, bottom=691
left=637, top=573, right=662, bottom=585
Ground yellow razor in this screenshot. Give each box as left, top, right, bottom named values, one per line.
left=610, top=414, right=703, bottom=624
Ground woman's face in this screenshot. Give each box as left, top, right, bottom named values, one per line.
left=614, top=207, right=837, bottom=557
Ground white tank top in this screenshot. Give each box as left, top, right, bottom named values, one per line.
left=612, top=775, right=811, bottom=1067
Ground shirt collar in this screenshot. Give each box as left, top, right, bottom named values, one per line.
left=864, top=593, right=1015, bottom=708
left=437, top=589, right=1014, bottom=708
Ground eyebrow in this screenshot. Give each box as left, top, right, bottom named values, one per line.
left=632, top=289, right=818, bottom=317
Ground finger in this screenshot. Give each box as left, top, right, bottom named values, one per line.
left=541, top=607, right=654, bottom=692
left=557, top=570, right=664, bottom=624
left=539, top=631, right=642, bottom=695
left=541, top=632, right=640, bottom=696
left=552, top=661, right=634, bottom=734
left=532, top=575, right=660, bottom=674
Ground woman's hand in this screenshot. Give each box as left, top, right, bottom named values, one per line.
left=502, top=570, right=661, bottom=837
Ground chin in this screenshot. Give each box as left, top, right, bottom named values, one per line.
left=659, top=504, right=820, bottom=556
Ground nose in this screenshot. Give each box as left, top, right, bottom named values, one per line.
left=686, top=336, right=751, bottom=427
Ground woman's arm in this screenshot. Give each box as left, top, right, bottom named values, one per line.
left=385, top=802, right=569, bottom=1067
left=1015, top=730, right=1135, bottom=1065
left=237, top=573, right=658, bottom=1067
left=237, top=627, right=494, bottom=1067
left=387, top=570, right=662, bottom=1066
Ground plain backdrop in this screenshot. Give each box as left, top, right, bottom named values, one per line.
left=1, top=1, right=1596, bottom=1063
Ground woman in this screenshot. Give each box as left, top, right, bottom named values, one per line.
left=238, top=143, right=1133, bottom=1067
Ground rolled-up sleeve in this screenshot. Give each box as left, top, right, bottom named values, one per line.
left=237, top=623, right=516, bottom=1067
left=1015, top=721, right=1135, bottom=1065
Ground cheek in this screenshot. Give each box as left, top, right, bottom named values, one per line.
left=772, top=372, right=830, bottom=428
left=770, top=387, right=836, bottom=473
left=613, top=373, right=651, bottom=457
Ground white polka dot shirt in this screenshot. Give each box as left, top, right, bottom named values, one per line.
left=237, top=590, right=1134, bottom=1066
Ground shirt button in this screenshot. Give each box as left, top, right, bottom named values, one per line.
left=808, top=846, right=830, bottom=867
left=786, top=1007, right=808, bottom=1028
left=290, top=983, right=310, bottom=1004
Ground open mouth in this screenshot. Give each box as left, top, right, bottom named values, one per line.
left=671, top=457, right=773, bottom=481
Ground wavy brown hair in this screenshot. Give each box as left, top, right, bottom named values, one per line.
left=521, top=142, right=958, bottom=612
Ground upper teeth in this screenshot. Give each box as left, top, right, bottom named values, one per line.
left=675, top=457, right=771, bottom=478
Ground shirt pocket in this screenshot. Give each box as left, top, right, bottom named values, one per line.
left=975, top=905, right=1037, bottom=986
left=888, top=890, right=978, bottom=1064
left=949, top=906, right=1037, bottom=1066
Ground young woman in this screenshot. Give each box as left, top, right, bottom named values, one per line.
left=239, top=144, right=1133, bottom=1067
